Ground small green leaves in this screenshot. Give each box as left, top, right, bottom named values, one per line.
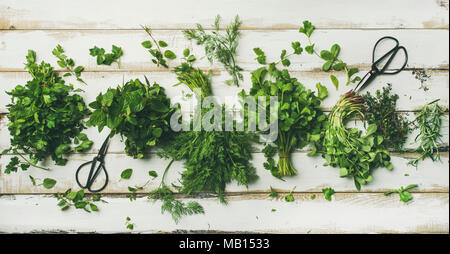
left=330, top=75, right=339, bottom=90
left=305, top=44, right=314, bottom=54
left=42, top=178, right=57, bottom=189
left=284, top=186, right=296, bottom=202
left=408, top=100, right=444, bottom=167
left=316, top=82, right=328, bottom=100
left=269, top=186, right=278, bottom=198
left=299, top=20, right=359, bottom=86
left=55, top=189, right=103, bottom=212
left=291, top=41, right=303, bottom=55
left=183, top=15, right=243, bottom=86
left=142, top=26, right=175, bottom=68
left=121, top=168, right=133, bottom=180
left=89, top=45, right=123, bottom=67
left=125, top=217, right=134, bottom=230
left=29, top=175, right=37, bottom=185
left=52, top=44, right=86, bottom=85
left=148, top=170, right=158, bottom=179
left=158, top=41, right=168, bottom=47
left=365, top=124, right=378, bottom=137
left=339, top=168, right=348, bottom=177
left=384, top=184, right=418, bottom=203
left=183, top=48, right=190, bottom=57
left=141, top=40, right=152, bottom=48
left=5, top=49, right=92, bottom=170
left=163, top=50, right=176, bottom=59
left=86, top=79, right=173, bottom=158
left=322, top=187, right=335, bottom=201
left=253, top=47, right=266, bottom=64
left=324, top=91, right=393, bottom=190
left=299, top=20, right=315, bottom=38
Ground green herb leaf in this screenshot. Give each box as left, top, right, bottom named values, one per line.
left=322, top=187, right=335, bottom=201
left=121, top=168, right=133, bottom=180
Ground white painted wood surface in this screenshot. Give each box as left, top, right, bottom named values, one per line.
left=0, top=0, right=448, bottom=233
left=0, top=194, right=448, bottom=233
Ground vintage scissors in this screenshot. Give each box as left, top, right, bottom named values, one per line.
left=75, top=136, right=110, bottom=192
left=353, top=36, right=408, bottom=93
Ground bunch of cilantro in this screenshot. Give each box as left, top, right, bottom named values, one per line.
left=3, top=49, right=92, bottom=172
left=86, top=78, right=174, bottom=158
left=245, top=45, right=328, bottom=178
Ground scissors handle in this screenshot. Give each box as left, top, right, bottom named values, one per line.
left=75, top=159, right=109, bottom=192
left=75, top=136, right=110, bottom=192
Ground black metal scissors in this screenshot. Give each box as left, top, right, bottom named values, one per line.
left=75, top=136, right=110, bottom=192
left=353, top=36, right=408, bottom=93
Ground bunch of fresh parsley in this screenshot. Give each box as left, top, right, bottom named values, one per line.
left=3, top=49, right=93, bottom=173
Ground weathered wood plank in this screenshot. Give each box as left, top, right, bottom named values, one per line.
left=0, top=151, right=448, bottom=194
left=0, top=30, right=448, bottom=72
left=0, top=193, right=447, bottom=233
left=0, top=0, right=448, bottom=30
left=0, top=70, right=448, bottom=113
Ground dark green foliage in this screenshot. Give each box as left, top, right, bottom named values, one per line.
left=384, top=184, right=418, bottom=203
left=323, top=91, right=393, bottom=190
left=183, top=15, right=243, bottom=86
left=299, top=20, right=359, bottom=88
left=55, top=189, right=103, bottom=212
left=408, top=100, right=445, bottom=167
left=364, top=84, right=411, bottom=152
left=3, top=49, right=92, bottom=172
left=52, top=44, right=86, bottom=85
left=159, top=56, right=258, bottom=203
left=142, top=26, right=176, bottom=68
left=86, top=78, right=174, bottom=158
left=89, top=45, right=123, bottom=67
left=322, top=187, right=335, bottom=201
left=246, top=47, right=327, bottom=177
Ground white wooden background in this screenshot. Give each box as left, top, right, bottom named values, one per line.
left=0, top=0, right=448, bottom=233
